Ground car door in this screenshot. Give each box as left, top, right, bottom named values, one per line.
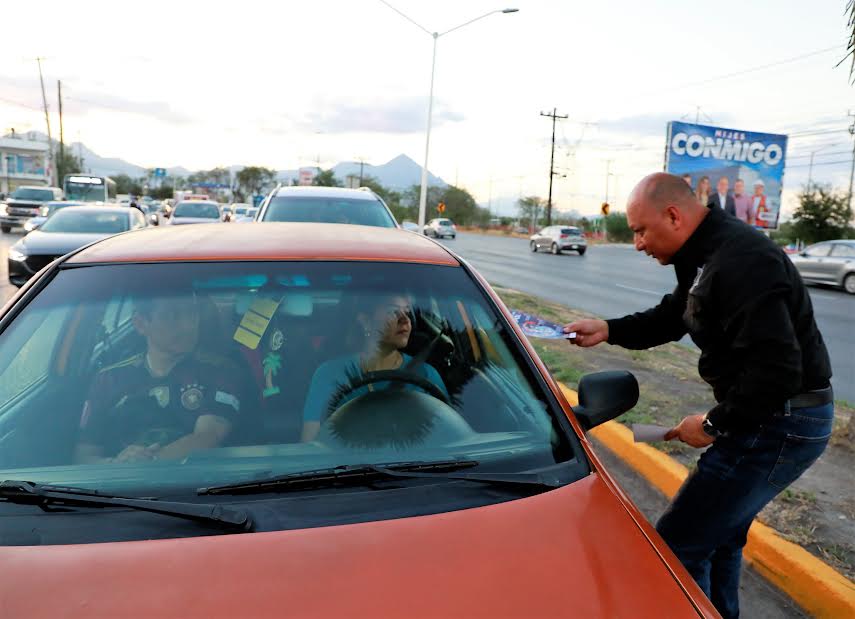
left=797, top=243, right=832, bottom=281
left=828, top=243, right=855, bottom=286
left=536, top=227, right=551, bottom=248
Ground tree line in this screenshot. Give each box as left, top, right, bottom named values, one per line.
left=514, top=187, right=855, bottom=246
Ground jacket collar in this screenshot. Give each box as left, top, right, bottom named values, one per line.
left=671, top=207, right=723, bottom=269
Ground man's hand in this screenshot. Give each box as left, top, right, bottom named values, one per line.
left=564, top=319, right=609, bottom=348
left=664, top=414, right=715, bottom=448
left=114, top=443, right=160, bottom=463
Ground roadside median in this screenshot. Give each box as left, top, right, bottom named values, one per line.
left=559, top=387, right=855, bottom=619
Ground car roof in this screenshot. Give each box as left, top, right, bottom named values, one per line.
left=273, top=186, right=379, bottom=201
left=56, top=205, right=131, bottom=215
left=65, top=223, right=460, bottom=266
left=174, top=200, right=219, bottom=207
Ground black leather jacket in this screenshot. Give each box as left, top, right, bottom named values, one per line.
left=607, top=207, right=831, bottom=432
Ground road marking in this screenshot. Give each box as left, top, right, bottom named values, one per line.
left=614, top=283, right=662, bottom=296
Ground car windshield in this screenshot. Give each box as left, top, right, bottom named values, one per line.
left=263, top=196, right=396, bottom=228
left=174, top=202, right=220, bottom=219
left=11, top=188, right=54, bottom=201
left=437, top=219, right=453, bottom=226
left=0, top=261, right=579, bottom=500
left=39, top=210, right=129, bottom=234
left=561, top=228, right=582, bottom=236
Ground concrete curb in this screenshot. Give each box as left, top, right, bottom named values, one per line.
left=558, top=384, right=855, bottom=619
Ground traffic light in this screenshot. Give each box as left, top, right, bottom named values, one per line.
left=601, top=202, right=610, bottom=216
left=437, top=202, right=446, bottom=213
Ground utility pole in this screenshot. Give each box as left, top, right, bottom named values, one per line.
left=57, top=80, right=65, bottom=184
left=603, top=159, right=614, bottom=243
left=848, top=110, right=855, bottom=212
left=36, top=57, right=54, bottom=185
left=540, top=107, right=568, bottom=226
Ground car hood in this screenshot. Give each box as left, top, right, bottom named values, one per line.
left=19, top=230, right=112, bottom=255
left=0, top=474, right=708, bottom=617
left=169, top=217, right=221, bottom=225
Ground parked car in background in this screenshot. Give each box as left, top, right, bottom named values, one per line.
left=530, top=226, right=587, bottom=255
left=257, top=186, right=397, bottom=228
left=229, top=203, right=252, bottom=216
left=8, top=205, right=148, bottom=286
left=233, top=206, right=258, bottom=223
left=0, top=186, right=64, bottom=232
left=790, top=239, right=855, bottom=295
left=424, top=218, right=456, bottom=239
left=23, top=201, right=85, bottom=232
left=167, top=200, right=224, bottom=225
left=0, top=223, right=716, bottom=617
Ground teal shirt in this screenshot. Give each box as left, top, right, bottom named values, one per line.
left=302, top=354, right=448, bottom=424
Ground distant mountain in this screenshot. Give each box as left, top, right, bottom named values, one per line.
left=4, top=132, right=446, bottom=189
left=276, top=154, right=446, bottom=191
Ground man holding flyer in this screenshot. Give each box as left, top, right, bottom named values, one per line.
left=563, top=172, right=833, bottom=619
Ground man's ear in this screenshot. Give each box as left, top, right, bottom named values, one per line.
left=664, top=205, right=682, bottom=228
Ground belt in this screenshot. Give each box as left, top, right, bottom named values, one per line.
left=782, top=386, right=834, bottom=413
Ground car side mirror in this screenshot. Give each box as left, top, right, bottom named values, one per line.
left=799, top=251, right=808, bottom=257
left=572, top=370, right=639, bottom=431
left=149, top=214, right=159, bottom=226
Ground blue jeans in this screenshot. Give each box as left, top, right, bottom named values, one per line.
left=655, top=402, right=834, bottom=619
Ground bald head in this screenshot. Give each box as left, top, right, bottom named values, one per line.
left=629, top=172, right=703, bottom=214
left=625, top=173, right=709, bottom=265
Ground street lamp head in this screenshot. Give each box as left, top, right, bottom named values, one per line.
left=502, top=8, right=519, bottom=13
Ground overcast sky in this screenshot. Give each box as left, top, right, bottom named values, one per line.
left=2, top=0, right=853, bottom=215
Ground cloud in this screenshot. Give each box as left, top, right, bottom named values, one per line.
left=300, top=96, right=464, bottom=134
left=65, top=91, right=195, bottom=125
left=598, top=111, right=736, bottom=138
left=0, top=76, right=195, bottom=125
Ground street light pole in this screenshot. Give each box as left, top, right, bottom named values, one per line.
left=418, top=32, right=438, bottom=228
left=381, top=2, right=518, bottom=228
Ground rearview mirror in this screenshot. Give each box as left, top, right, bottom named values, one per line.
left=572, top=370, right=639, bottom=431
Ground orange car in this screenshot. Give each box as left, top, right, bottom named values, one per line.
left=0, top=224, right=717, bottom=617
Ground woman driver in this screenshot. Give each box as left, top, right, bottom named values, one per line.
left=300, top=294, right=448, bottom=442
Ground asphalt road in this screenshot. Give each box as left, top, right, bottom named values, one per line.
left=0, top=231, right=23, bottom=305
left=439, top=232, right=855, bottom=403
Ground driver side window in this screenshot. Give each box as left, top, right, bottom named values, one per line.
left=805, top=243, right=831, bottom=257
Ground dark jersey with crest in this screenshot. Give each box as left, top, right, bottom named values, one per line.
left=79, top=352, right=241, bottom=456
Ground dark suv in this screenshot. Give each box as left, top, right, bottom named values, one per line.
left=1, top=186, right=64, bottom=232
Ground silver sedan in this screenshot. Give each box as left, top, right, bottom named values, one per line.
left=790, top=240, right=855, bottom=294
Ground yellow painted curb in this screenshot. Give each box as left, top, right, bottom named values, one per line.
left=557, top=383, right=855, bottom=619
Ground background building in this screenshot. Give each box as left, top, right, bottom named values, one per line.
left=0, top=132, right=51, bottom=194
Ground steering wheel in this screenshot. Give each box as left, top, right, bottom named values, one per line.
left=319, top=370, right=470, bottom=450
left=327, top=369, right=450, bottom=414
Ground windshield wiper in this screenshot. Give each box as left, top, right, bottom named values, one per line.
left=0, top=480, right=252, bottom=531
left=198, top=459, right=562, bottom=496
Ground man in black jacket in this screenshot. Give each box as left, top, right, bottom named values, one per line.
left=708, top=175, right=736, bottom=216
left=565, top=173, right=833, bottom=619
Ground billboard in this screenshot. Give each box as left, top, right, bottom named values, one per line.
left=665, top=121, right=788, bottom=230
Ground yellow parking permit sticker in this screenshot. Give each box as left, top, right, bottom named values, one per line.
left=233, top=296, right=281, bottom=350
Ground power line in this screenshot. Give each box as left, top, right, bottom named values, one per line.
left=0, top=95, right=42, bottom=111
left=788, top=128, right=850, bottom=138
left=787, top=149, right=852, bottom=159
left=787, top=159, right=854, bottom=168
left=656, top=46, right=841, bottom=95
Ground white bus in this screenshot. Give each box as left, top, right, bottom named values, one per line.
left=63, top=174, right=118, bottom=203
